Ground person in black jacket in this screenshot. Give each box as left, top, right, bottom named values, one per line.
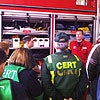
left=2, top=48, right=43, bottom=100
left=86, top=43, right=100, bottom=100
left=22, top=35, right=41, bottom=74
left=0, top=48, right=29, bottom=100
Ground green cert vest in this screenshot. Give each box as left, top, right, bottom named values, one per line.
left=44, top=52, right=83, bottom=98
left=2, top=64, right=44, bottom=100
left=2, top=64, right=25, bottom=82
left=0, top=78, right=12, bottom=100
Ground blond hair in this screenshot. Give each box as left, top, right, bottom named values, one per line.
left=8, top=48, right=32, bottom=68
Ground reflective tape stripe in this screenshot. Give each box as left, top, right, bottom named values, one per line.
left=50, top=71, right=54, bottom=100
left=49, top=98, right=52, bottom=100
left=48, top=55, right=52, bottom=63
left=47, top=56, right=53, bottom=100
left=50, top=71, right=55, bottom=84
left=74, top=55, right=80, bottom=61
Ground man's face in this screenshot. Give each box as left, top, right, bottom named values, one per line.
left=28, top=38, right=34, bottom=48
left=76, top=31, right=83, bottom=42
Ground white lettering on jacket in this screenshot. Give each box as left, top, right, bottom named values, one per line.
left=73, top=46, right=76, bottom=49
left=82, top=47, right=87, bottom=49
left=3, top=70, right=17, bottom=79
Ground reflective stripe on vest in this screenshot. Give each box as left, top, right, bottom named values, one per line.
left=47, top=55, right=55, bottom=84
left=47, top=55, right=52, bottom=63
left=74, top=55, right=80, bottom=61
left=49, top=98, right=52, bottom=100
left=50, top=71, right=55, bottom=84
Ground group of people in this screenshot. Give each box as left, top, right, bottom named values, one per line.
left=0, top=30, right=99, bottom=100
left=0, top=38, right=43, bottom=100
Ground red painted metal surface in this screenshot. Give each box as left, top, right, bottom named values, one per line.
left=0, top=0, right=97, bottom=9
left=51, top=14, right=55, bottom=54
left=0, top=0, right=97, bottom=15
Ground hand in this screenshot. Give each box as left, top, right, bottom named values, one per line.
left=32, top=66, right=40, bottom=73
left=64, top=98, right=68, bottom=100
left=68, top=98, right=73, bottom=100
left=64, top=97, right=73, bottom=100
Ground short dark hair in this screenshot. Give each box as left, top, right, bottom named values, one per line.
left=77, top=30, right=84, bottom=35
left=22, top=35, right=33, bottom=43
left=0, top=42, right=10, bottom=51
left=0, top=48, right=7, bottom=65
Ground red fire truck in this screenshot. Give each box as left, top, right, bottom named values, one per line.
left=0, top=0, right=99, bottom=56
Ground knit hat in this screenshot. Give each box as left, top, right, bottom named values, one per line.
left=54, top=32, right=70, bottom=42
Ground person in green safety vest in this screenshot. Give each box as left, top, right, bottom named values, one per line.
left=0, top=48, right=30, bottom=100
left=2, top=48, right=43, bottom=100
left=42, top=32, right=88, bottom=100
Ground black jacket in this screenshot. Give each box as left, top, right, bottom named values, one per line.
left=86, top=43, right=100, bottom=100
left=87, top=43, right=100, bottom=82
